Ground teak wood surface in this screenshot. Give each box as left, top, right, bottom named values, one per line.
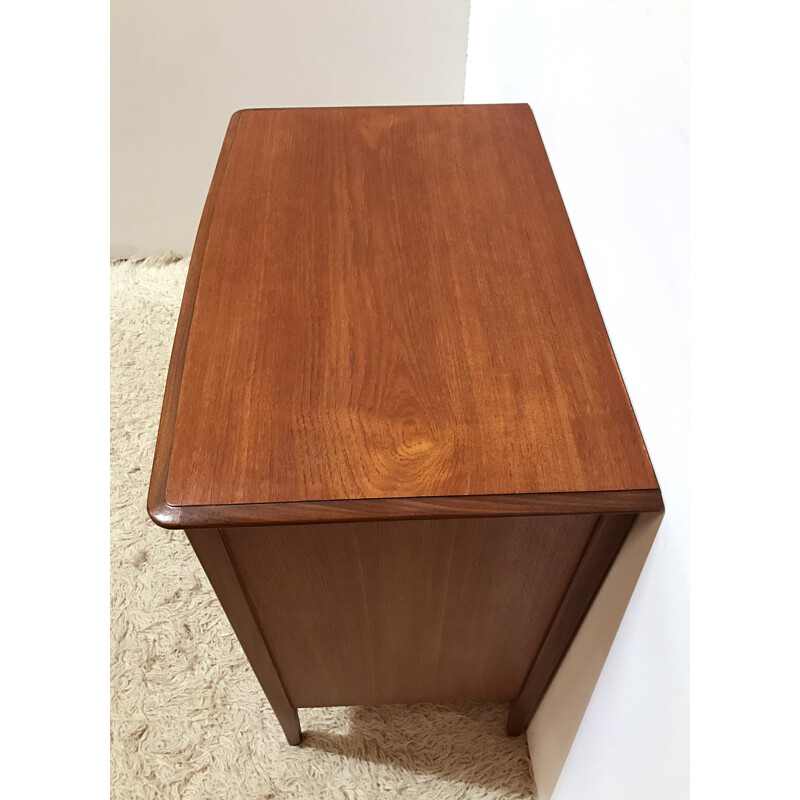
left=224, top=515, right=597, bottom=708
left=147, top=104, right=663, bottom=744
left=149, top=104, right=659, bottom=522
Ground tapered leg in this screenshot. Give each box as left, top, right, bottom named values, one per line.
left=186, top=528, right=302, bottom=745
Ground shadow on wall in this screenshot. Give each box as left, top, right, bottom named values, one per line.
left=527, top=511, right=664, bottom=800
left=302, top=701, right=535, bottom=799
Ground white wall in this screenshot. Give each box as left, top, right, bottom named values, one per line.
left=111, top=0, right=471, bottom=258
left=114, top=3, right=687, bottom=792
left=466, top=2, right=688, bottom=798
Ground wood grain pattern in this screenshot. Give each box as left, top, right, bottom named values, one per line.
left=222, top=514, right=598, bottom=708
left=144, top=106, right=665, bottom=745
left=147, top=110, right=243, bottom=528
left=157, top=104, right=658, bottom=514
left=506, top=513, right=636, bottom=735
left=150, top=488, right=662, bottom=529
left=186, top=527, right=302, bottom=745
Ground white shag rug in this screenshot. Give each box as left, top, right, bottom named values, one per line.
left=111, top=254, right=536, bottom=799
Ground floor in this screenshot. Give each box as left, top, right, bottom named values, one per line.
left=110, top=254, right=536, bottom=799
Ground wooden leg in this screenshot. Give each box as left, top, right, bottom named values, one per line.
left=506, top=513, right=636, bottom=736
left=186, top=528, right=302, bottom=745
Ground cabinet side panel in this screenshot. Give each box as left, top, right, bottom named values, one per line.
left=223, top=514, right=597, bottom=707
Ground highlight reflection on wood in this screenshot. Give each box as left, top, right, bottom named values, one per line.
left=148, top=104, right=662, bottom=745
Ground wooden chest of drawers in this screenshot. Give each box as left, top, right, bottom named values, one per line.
left=148, top=104, right=662, bottom=744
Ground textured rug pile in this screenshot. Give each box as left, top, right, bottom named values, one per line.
left=110, top=254, right=536, bottom=799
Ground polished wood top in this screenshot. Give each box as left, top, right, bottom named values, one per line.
left=150, top=104, right=660, bottom=525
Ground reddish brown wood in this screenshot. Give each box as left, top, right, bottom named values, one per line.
left=152, top=104, right=658, bottom=517
left=506, top=513, right=637, bottom=735
left=150, top=488, right=662, bottom=529
left=222, top=514, right=597, bottom=708
left=147, top=110, right=243, bottom=527
left=186, top=528, right=302, bottom=745
left=146, top=105, right=663, bottom=745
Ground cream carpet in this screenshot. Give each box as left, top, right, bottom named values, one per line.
left=110, top=254, right=536, bottom=799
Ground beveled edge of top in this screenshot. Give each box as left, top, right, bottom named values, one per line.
left=146, top=107, right=663, bottom=530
